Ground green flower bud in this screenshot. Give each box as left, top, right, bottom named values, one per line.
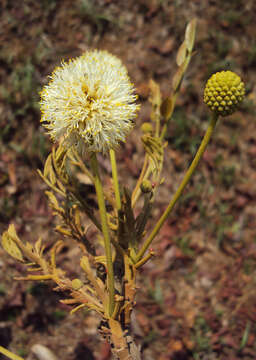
left=204, top=71, right=245, bottom=116
left=141, top=122, right=153, bottom=134
left=140, top=179, right=152, bottom=193
left=71, top=278, right=83, bottom=290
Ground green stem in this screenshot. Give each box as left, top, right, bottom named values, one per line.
left=0, top=346, right=24, bottom=360
left=90, top=153, right=115, bottom=316
left=135, top=113, right=218, bottom=263
left=109, top=149, right=121, bottom=212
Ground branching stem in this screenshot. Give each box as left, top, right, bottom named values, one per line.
left=135, top=113, right=218, bottom=262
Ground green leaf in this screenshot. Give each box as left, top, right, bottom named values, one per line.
left=45, top=191, right=59, bottom=208
left=176, top=40, right=187, bottom=66
left=172, top=63, right=185, bottom=93
left=1, top=224, right=24, bottom=262
left=185, top=18, right=197, bottom=53
left=43, top=153, right=52, bottom=178
left=160, top=97, right=173, bottom=120
left=149, top=79, right=161, bottom=108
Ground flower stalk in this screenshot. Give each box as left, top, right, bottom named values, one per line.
left=110, top=148, right=122, bottom=212
left=89, top=153, right=115, bottom=316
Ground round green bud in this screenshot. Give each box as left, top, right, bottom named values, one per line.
left=141, top=122, right=153, bottom=134
left=204, top=71, right=245, bottom=116
left=71, top=278, right=83, bottom=290
left=140, top=179, right=152, bottom=193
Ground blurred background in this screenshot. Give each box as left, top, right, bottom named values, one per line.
left=0, top=0, right=256, bottom=359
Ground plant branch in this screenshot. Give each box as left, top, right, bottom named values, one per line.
left=135, top=113, right=218, bottom=262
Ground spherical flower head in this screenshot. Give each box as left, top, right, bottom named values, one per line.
left=204, top=71, right=245, bottom=117
left=40, top=50, right=140, bottom=153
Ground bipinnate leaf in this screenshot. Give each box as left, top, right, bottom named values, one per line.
left=176, top=41, right=187, bottom=66
left=185, top=18, right=197, bottom=53
left=1, top=224, right=24, bottom=262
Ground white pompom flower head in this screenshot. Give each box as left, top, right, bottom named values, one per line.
left=40, top=50, right=140, bottom=154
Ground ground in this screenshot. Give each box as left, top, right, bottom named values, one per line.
left=1, top=0, right=256, bottom=359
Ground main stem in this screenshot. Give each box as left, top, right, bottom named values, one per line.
left=90, top=153, right=115, bottom=316
left=135, top=113, right=218, bottom=263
